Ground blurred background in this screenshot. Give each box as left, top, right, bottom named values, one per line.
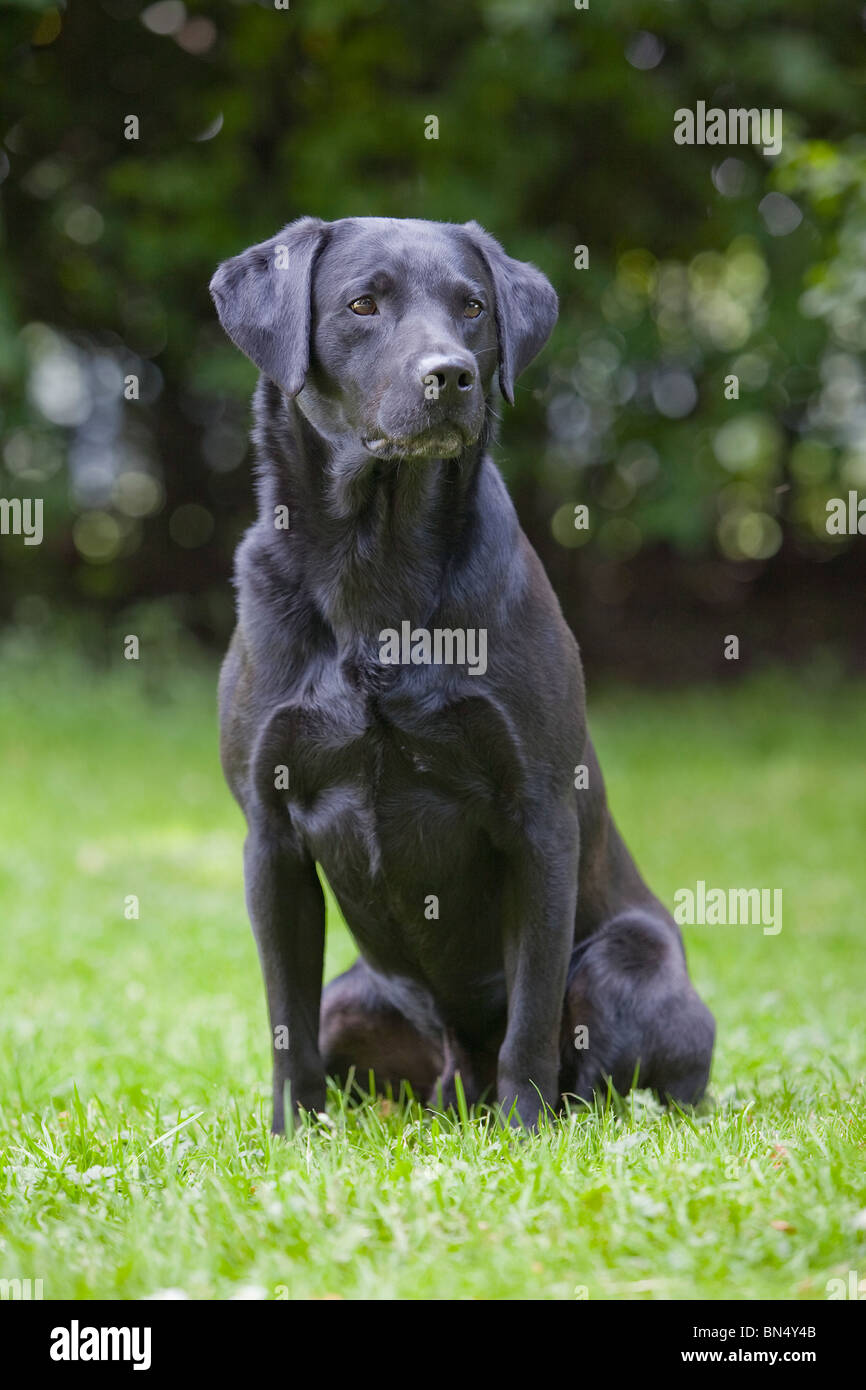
left=1, top=0, right=865, bottom=682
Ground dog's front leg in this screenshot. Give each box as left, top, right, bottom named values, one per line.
left=498, top=817, right=578, bottom=1128
left=244, top=815, right=326, bottom=1133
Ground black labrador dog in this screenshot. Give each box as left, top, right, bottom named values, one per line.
left=210, top=216, right=715, bottom=1132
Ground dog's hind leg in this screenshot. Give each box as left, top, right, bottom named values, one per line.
left=320, top=960, right=444, bottom=1099
left=559, top=910, right=715, bottom=1108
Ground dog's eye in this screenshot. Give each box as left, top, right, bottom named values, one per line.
left=349, top=296, right=378, bottom=316
left=464, top=299, right=484, bottom=319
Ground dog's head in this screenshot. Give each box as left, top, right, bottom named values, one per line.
left=210, top=216, right=557, bottom=461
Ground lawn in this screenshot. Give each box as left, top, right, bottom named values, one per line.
left=0, top=640, right=863, bottom=1301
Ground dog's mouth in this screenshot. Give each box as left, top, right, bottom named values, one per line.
left=361, top=425, right=468, bottom=460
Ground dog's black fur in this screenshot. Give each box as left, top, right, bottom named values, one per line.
left=210, top=216, right=715, bottom=1131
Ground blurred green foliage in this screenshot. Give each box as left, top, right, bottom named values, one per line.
left=1, top=0, right=865, bottom=674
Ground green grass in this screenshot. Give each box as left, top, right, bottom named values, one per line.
left=0, top=641, right=864, bottom=1300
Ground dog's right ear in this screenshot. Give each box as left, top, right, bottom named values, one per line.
left=209, top=217, right=327, bottom=397
left=462, top=221, right=558, bottom=406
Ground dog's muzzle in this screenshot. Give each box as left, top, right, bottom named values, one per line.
left=362, top=425, right=468, bottom=460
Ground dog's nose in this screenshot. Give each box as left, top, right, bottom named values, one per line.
left=417, top=354, right=476, bottom=394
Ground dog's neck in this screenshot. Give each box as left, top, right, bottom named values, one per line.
left=252, top=380, right=492, bottom=639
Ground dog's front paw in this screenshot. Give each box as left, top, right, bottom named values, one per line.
left=272, top=1075, right=327, bottom=1135
left=496, top=1074, right=554, bottom=1131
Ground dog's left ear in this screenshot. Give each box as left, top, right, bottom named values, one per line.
left=463, top=222, right=558, bottom=405
left=209, top=217, right=327, bottom=397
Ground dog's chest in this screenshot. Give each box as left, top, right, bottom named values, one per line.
left=273, top=661, right=523, bottom=887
